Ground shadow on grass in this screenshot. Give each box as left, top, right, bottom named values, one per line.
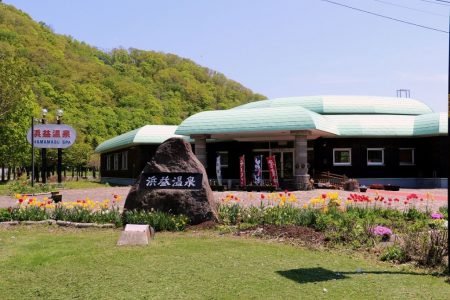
left=277, top=267, right=433, bottom=284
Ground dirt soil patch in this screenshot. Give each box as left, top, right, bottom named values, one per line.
left=186, top=220, right=217, bottom=230
left=237, top=224, right=325, bottom=247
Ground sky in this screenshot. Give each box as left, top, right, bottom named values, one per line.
left=4, top=0, right=449, bottom=112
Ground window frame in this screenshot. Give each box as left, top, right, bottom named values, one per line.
left=333, top=148, right=352, bottom=166
left=106, top=155, right=112, bottom=171
left=367, top=148, right=385, bottom=166
left=399, top=148, right=415, bottom=166
left=121, top=151, right=128, bottom=170
left=113, top=153, right=119, bottom=171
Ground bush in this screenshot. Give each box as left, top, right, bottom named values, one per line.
left=53, top=205, right=122, bottom=226
left=9, top=206, right=51, bottom=221
left=0, top=208, right=12, bottom=221
left=8, top=180, right=52, bottom=195
left=122, top=210, right=189, bottom=231
left=380, top=245, right=407, bottom=263
left=402, top=229, right=448, bottom=267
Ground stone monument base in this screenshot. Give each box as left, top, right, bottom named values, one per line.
left=117, top=224, right=155, bottom=246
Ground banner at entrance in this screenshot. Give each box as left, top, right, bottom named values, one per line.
left=239, top=155, right=246, bottom=187
left=266, top=155, right=279, bottom=188
left=253, top=155, right=263, bottom=186
left=216, top=155, right=222, bottom=186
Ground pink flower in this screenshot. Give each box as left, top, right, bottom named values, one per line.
left=372, top=226, right=392, bottom=237
left=431, top=213, right=444, bottom=219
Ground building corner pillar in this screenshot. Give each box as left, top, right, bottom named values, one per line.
left=193, top=135, right=208, bottom=168
left=293, top=133, right=310, bottom=190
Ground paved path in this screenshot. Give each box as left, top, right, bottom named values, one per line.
left=0, top=186, right=447, bottom=212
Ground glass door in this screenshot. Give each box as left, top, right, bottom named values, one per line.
left=282, top=152, right=293, bottom=179
left=271, top=150, right=294, bottom=179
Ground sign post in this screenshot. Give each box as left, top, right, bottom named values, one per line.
left=27, top=123, right=76, bottom=185
left=27, top=124, right=77, bottom=149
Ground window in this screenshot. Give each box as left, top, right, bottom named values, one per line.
left=122, top=151, right=128, bottom=170
left=106, top=155, right=112, bottom=171
left=216, top=151, right=229, bottom=167
left=113, top=153, right=119, bottom=170
left=399, top=148, right=415, bottom=165
left=333, top=148, right=351, bottom=166
left=367, top=148, right=384, bottom=166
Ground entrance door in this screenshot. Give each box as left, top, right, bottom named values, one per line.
left=283, top=152, right=293, bottom=179
left=272, top=150, right=294, bottom=179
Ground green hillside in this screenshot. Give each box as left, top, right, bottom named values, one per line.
left=0, top=3, right=265, bottom=172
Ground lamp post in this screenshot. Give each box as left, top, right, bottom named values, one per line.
left=56, top=109, right=63, bottom=184
left=41, top=108, right=47, bottom=184
left=31, top=116, right=34, bottom=187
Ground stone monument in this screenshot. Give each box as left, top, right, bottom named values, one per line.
left=124, top=138, right=217, bottom=224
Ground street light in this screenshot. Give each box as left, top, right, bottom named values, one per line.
left=56, top=108, right=63, bottom=184
left=41, top=108, right=47, bottom=184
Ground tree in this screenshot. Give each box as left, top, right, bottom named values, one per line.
left=0, top=52, right=30, bottom=119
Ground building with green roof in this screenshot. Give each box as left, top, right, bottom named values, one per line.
left=96, top=96, right=447, bottom=188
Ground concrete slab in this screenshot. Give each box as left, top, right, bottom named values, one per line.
left=117, top=224, right=154, bottom=246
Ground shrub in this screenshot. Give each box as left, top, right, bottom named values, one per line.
left=122, top=210, right=189, bottom=231
left=7, top=176, right=52, bottom=195
left=402, top=229, right=448, bottom=267
left=218, top=203, right=242, bottom=225
left=0, top=208, right=12, bottom=221
left=10, top=206, right=51, bottom=221
left=380, top=245, right=407, bottom=263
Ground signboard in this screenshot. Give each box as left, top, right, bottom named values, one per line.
left=239, top=155, right=246, bottom=187
left=253, top=155, right=263, bottom=186
left=27, top=124, right=76, bottom=149
left=216, top=155, right=222, bottom=186
left=266, top=155, right=279, bottom=188
left=140, top=172, right=203, bottom=190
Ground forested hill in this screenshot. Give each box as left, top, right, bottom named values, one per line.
left=0, top=3, right=265, bottom=167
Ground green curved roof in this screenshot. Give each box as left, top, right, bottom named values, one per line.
left=413, top=112, right=448, bottom=136
left=234, top=95, right=433, bottom=115
left=95, top=125, right=186, bottom=153
left=322, top=113, right=447, bottom=137
left=175, top=106, right=340, bottom=136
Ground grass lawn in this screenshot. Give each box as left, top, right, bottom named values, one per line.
left=0, top=226, right=449, bottom=299
left=0, top=180, right=109, bottom=196
left=0, top=182, right=8, bottom=196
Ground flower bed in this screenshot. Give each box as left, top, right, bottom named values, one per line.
left=218, top=191, right=448, bottom=268
left=0, top=194, right=189, bottom=231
